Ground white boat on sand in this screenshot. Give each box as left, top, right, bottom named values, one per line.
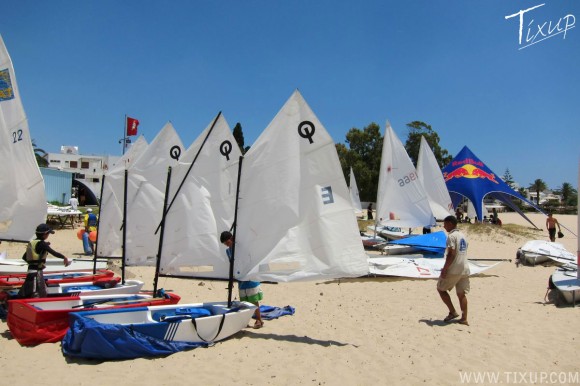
left=550, top=267, right=580, bottom=306
left=368, top=255, right=500, bottom=279
left=0, top=258, right=108, bottom=275
left=516, top=240, right=577, bottom=267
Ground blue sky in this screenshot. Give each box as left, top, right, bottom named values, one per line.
left=2, top=0, right=579, bottom=189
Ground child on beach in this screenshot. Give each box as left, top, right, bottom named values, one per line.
left=220, top=231, right=264, bottom=329
left=18, top=223, right=70, bottom=298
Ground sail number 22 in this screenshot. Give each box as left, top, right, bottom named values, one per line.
left=12, top=129, right=23, bottom=143
left=398, top=171, right=417, bottom=187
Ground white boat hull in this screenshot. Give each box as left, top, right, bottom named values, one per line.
left=367, top=225, right=408, bottom=241
left=77, top=301, right=257, bottom=343
left=0, top=258, right=108, bottom=274
left=517, top=240, right=577, bottom=267
left=551, top=268, right=580, bottom=305
left=51, top=279, right=144, bottom=296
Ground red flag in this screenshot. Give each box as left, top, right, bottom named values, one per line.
left=126, top=117, right=139, bottom=136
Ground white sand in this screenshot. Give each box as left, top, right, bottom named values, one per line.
left=0, top=212, right=578, bottom=385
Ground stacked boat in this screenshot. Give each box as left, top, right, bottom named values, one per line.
left=516, top=236, right=579, bottom=306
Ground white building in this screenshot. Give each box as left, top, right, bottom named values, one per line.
left=46, top=146, right=121, bottom=205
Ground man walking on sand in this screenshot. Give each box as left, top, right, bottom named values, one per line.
left=545, top=213, right=561, bottom=242
left=437, top=215, right=470, bottom=326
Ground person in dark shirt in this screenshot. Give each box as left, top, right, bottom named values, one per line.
left=18, top=223, right=70, bottom=298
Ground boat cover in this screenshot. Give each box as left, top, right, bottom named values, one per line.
left=387, top=231, right=447, bottom=254
left=62, top=312, right=205, bottom=360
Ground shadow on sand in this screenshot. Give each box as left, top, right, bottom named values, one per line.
left=238, top=330, right=354, bottom=347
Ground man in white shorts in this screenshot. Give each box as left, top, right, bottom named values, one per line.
left=437, top=215, right=470, bottom=326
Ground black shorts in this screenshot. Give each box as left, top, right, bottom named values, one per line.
left=548, top=228, right=556, bottom=239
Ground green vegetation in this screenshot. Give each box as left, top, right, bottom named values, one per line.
left=459, top=222, right=541, bottom=241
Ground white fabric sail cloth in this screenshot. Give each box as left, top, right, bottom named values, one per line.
left=0, top=35, right=46, bottom=242
left=159, top=114, right=240, bottom=278
left=349, top=168, right=363, bottom=215
left=416, top=136, right=454, bottom=220
left=234, top=90, right=369, bottom=282
left=124, top=123, right=184, bottom=266
left=96, top=136, right=148, bottom=258
left=375, top=123, right=434, bottom=229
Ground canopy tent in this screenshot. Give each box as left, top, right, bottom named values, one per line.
left=442, top=146, right=543, bottom=228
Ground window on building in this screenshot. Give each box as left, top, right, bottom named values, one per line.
left=81, top=162, right=89, bottom=169
left=92, top=178, right=100, bottom=183
left=69, top=161, right=78, bottom=168
left=50, top=160, right=61, bottom=164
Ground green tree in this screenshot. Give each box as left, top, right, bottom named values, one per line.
left=32, top=139, right=48, bottom=167
left=554, top=182, right=577, bottom=207
left=232, top=122, right=250, bottom=154
left=502, top=168, right=516, bottom=189
left=404, top=121, right=452, bottom=168
left=529, top=179, right=547, bottom=206
left=336, top=123, right=383, bottom=202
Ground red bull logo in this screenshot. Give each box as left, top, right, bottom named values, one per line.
left=444, top=164, right=498, bottom=184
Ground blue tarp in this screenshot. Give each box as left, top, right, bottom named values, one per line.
left=61, top=312, right=205, bottom=360
left=256, top=305, right=295, bottom=320
left=388, top=231, right=446, bottom=254
left=442, top=146, right=543, bottom=228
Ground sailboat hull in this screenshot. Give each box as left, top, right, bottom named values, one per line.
left=7, top=292, right=181, bottom=346
left=0, top=258, right=108, bottom=274
left=0, top=269, right=115, bottom=289
left=551, top=268, right=580, bottom=305
left=62, top=301, right=257, bottom=359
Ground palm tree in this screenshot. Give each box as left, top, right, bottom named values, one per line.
left=31, top=139, right=48, bottom=167
left=557, top=182, right=577, bottom=206
left=529, top=179, right=547, bottom=206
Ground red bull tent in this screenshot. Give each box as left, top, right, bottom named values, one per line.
left=442, top=146, right=543, bottom=228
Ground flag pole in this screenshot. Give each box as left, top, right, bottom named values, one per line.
left=122, top=114, right=127, bottom=155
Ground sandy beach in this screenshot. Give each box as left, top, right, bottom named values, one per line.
left=0, top=212, right=578, bottom=385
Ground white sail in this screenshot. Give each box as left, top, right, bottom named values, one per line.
left=0, top=35, right=46, bottom=242
left=375, top=123, right=434, bottom=228
left=349, top=168, right=363, bottom=215
left=234, top=90, right=369, bottom=282
left=96, top=136, right=148, bottom=258
left=159, top=114, right=241, bottom=278
left=124, top=123, right=184, bottom=266
left=416, top=136, right=454, bottom=220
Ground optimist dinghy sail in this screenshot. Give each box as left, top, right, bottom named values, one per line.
left=0, top=35, right=46, bottom=242
left=124, top=123, right=184, bottom=266
left=349, top=168, right=363, bottom=216
left=233, top=90, right=369, bottom=282
left=416, top=136, right=454, bottom=220
left=96, top=136, right=148, bottom=259
left=375, top=123, right=434, bottom=229
left=158, top=113, right=241, bottom=279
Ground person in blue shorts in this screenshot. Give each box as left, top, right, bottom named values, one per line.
left=220, top=231, right=264, bottom=329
